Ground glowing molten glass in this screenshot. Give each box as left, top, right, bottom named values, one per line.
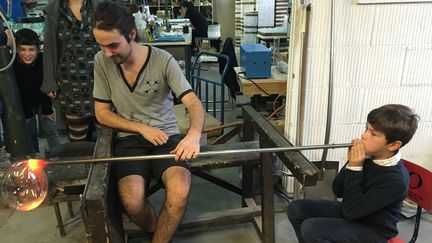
left=0, top=160, right=48, bottom=211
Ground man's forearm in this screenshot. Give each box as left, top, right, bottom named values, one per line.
left=97, top=109, right=146, bottom=134
left=186, top=101, right=204, bottom=138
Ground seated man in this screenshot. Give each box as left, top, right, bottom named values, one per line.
left=91, top=2, right=204, bottom=243
left=287, top=104, right=419, bottom=243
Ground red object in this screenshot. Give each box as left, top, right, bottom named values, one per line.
left=388, top=237, right=404, bottom=243
left=403, top=160, right=432, bottom=211
left=388, top=160, right=432, bottom=243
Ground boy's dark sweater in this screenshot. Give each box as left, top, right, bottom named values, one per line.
left=13, top=53, right=53, bottom=119
left=333, top=158, right=409, bottom=239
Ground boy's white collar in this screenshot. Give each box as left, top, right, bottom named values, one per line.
left=372, top=151, right=401, bottom=167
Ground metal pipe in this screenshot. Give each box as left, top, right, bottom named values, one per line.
left=297, top=4, right=311, bottom=146
left=0, top=47, right=33, bottom=159
left=46, top=143, right=352, bottom=166
left=321, top=0, right=336, bottom=166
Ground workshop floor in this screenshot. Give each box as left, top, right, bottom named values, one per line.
left=1, top=64, right=431, bottom=243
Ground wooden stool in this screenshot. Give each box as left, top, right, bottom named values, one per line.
left=51, top=186, right=83, bottom=236
left=46, top=142, right=96, bottom=236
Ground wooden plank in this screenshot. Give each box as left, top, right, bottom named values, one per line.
left=234, top=67, right=287, bottom=97
left=242, top=105, right=320, bottom=186
left=192, top=170, right=242, bottom=195
left=210, top=125, right=242, bottom=145
left=81, top=126, right=125, bottom=243
left=124, top=206, right=262, bottom=237
left=244, top=198, right=262, bottom=234
left=242, top=118, right=256, bottom=206
left=192, top=141, right=260, bottom=169
left=179, top=206, right=261, bottom=231
left=260, top=139, right=275, bottom=243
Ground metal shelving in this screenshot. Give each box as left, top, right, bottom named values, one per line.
left=145, top=0, right=213, bottom=22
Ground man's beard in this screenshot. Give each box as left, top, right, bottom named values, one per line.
left=112, top=47, right=132, bottom=64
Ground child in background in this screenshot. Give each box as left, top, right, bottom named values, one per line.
left=13, top=28, right=61, bottom=154
left=287, top=104, right=419, bottom=243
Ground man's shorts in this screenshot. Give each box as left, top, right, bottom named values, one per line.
left=113, top=134, right=191, bottom=183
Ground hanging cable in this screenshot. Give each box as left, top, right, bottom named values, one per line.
left=0, top=1, right=17, bottom=72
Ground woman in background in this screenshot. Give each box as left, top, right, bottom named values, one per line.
left=179, top=0, right=208, bottom=51
left=41, top=0, right=107, bottom=141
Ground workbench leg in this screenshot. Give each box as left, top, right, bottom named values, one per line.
left=53, top=202, right=66, bottom=237
left=67, top=201, right=74, bottom=218
left=242, top=165, right=254, bottom=206
left=261, top=151, right=275, bottom=243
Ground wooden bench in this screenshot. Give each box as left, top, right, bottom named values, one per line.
left=124, top=140, right=261, bottom=239
left=80, top=106, right=321, bottom=243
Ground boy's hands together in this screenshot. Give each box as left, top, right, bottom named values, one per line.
left=348, top=139, right=366, bottom=167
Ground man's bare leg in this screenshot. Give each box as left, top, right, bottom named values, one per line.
left=152, top=166, right=191, bottom=243
left=118, top=175, right=157, bottom=232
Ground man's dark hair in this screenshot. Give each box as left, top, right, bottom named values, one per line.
left=180, top=1, right=195, bottom=11
left=91, top=2, right=136, bottom=42
left=367, top=104, right=419, bottom=147
left=14, top=28, right=40, bottom=47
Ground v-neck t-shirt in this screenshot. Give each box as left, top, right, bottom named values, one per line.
left=93, top=46, right=192, bottom=137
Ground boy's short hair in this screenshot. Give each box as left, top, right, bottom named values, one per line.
left=367, top=104, right=419, bottom=147
left=14, top=28, right=40, bottom=47
left=91, top=2, right=136, bottom=42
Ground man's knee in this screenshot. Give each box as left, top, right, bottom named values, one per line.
left=121, top=196, right=145, bottom=214
left=118, top=176, right=147, bottom=213
left=164, top=167, right=191, bottom=207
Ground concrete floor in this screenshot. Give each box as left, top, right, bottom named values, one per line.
left=1, top=65, right=431, bottom=242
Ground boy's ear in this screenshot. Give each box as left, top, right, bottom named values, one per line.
left=387, top=140, right=402, bottom=152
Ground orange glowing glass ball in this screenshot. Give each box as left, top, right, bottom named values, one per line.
left=0, top=159, right=48, bottom=211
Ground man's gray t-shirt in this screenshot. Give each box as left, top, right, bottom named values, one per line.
left=93, top=46, right=192, bottom=137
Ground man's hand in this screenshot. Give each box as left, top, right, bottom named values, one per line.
left=348, top=139, right=366, bottom=167
left=170, top=135, right=200, bottom=161
left=47, top=91, right=57, bottom=99
left=138, top=125, right=169, bottom=146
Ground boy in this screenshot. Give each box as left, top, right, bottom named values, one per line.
left=13, top=28, right=61, bottom=154
left=287, top=104, right=419, bottom=243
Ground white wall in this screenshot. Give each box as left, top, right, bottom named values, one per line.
left=213, top=0, right=235, bottom=41
left=286, top=0, right=432, bottom=169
